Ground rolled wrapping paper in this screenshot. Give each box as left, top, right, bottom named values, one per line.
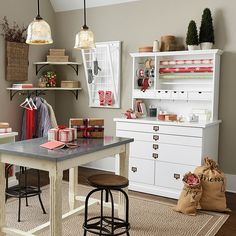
left=159, top=67, right=213, bottom=74
left=160, top=59, right=213, bottom=66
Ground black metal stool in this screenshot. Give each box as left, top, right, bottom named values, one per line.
left=83, top=174, right=130, bottom=236
left=5, top=165, right=46, bottom=222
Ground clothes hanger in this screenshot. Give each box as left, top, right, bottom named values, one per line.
left=20, top=97, right=33, bottom=110
left=29, top=97, right=37, bottom=110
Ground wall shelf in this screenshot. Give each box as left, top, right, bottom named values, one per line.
left=33, top=62, right=82, bottom=75
left=7, top=87, right=82, bottom=100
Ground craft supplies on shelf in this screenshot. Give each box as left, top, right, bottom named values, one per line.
left=81, top=41, right=121, bottom=108
left=159, top=67, right=213, bottom=74
left=130, top=49, right=222, bottom=122
left=69, top=118, right=104, bottom=138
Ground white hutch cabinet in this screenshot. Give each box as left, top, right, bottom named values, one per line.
left=114, top=49, right=222, bottom=199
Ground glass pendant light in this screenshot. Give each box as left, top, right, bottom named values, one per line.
left=74, top=0, right=95, bottom=49
left=26, top=0, right=53, bottom=45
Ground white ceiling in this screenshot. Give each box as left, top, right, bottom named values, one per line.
left=50, top=0, right=140, bottom=12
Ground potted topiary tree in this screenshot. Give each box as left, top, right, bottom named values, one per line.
left=186, top=20, right=199, bottom=50
left=199, top=8, right=215, bottom=50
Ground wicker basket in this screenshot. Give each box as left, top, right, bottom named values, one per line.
left=5, top=41, right=29, bottom=81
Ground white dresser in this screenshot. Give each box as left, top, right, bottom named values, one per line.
left=114, top=118, right=220, bottom=199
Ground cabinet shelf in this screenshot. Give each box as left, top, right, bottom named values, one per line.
left=7, top=87, right=82, bottom=100
left=33, top=62, right=82, bottom=75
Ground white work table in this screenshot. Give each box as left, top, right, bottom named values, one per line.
left=0, top=136, right=133, bottom=236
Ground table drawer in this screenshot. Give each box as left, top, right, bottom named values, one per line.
left=116, top=122, right=203, bottom=137
left=129, top=157, right=155, bottom=185
left=155, top=162, right=196, bottom=190
left=117, top=130, right=202, bottom=146
left=156, top=143, right=202, bottom=166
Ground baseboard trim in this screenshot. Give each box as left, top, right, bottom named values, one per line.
left=226, top=174, right=236, bottom=193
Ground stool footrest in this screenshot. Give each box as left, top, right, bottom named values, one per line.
left=83, top=216, right=130, bottom=236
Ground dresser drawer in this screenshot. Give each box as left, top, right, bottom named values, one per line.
left=129, top=157, right=155, bottom=185
left=156, top=143, right=202, bottom=166
left=155, top=162, right=196, bottom=190
left=116, top=122, right=203, bottom=137
left=130, top=141, right=157, bottom=159
left=116, top=130, right=202, bottom=146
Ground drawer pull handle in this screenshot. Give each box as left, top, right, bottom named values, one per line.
left=153, top=126, right=159, bottom=131
left=153, top=153, right=158, bottom=159
left=131, top=167, right=137, bottom=173
left=174, top=174, right=181, bottom=180
left=153, top=144, right=159, bottom=150
left=153, top=135, right=159, bottom=141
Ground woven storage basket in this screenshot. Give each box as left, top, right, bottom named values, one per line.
left=5, top=41, right=29, bottom=81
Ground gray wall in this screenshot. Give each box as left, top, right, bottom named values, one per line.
left=0, top=0, right=56, bottom=138
left=55, top=0, right=236, bottom=175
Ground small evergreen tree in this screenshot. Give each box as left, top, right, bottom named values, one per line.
left=186, top=20, right=199, bottom=45
left=199, top=8, right=215, bottom=44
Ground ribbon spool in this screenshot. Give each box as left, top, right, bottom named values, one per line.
left=136, top=68, right=144, bottom=78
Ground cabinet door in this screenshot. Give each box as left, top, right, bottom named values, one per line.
left=155, top=161, right=196, bottom=190
left=157, top=143, right=202, bottom=166
left=130, top=140, right=157, bottom=160
left=129, top=157, right=155, bottom=185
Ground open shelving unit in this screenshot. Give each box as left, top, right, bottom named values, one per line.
left=131, top=49, right=223, bottom=121
left=7, top=87, right=82, bottom=100
left=33, top=62, right=82, bottom=75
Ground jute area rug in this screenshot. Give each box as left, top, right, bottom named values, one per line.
left=6, top=182, right=228, bottom=236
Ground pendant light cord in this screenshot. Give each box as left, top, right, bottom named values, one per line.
left=83, top=0, right=88, bottom=29
left=36, top=0, right=43, bottom=20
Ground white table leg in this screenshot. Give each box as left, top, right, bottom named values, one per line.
left=49, top=169, right=63, bottom=236
left=118, top=144, right=130, bottom=219
left=0, top=162, right=6, bottom=236
left=69, top=167, right=79, bottom=210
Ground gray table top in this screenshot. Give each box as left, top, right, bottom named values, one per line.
left=0, top=137, right=133, bottom=162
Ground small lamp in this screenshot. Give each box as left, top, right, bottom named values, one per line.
left=74, top=0, right=95, bottom=49
left=26, top=0, right=53, bottom=45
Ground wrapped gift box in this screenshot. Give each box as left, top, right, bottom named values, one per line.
left=0, top=127, right=12, bottom=133
left=70, top=118, right=104, bottom=138
left=48, top=126, right=77, bottom=142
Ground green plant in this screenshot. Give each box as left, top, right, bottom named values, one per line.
left=199, top=8, right=215, bottom=44
left=0, top=16, right=27, bottom=43
left=186, top=20, right=199, bottom=45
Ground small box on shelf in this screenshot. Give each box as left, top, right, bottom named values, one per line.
left=47, top=55, right=69, bottom=62
left=49, top=49, right=65, bottom=56
left=61, top=81, right=80, bottom=88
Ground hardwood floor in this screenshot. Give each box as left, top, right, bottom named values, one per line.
left=18, top=167, right=236, bottom=236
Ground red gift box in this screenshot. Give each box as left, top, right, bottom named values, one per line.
left=48, top=125, right=77, bottom=142
left=70, top=118, right=104, bottom=138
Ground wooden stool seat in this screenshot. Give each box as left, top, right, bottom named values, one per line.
left=87, top=174, right=129, bottom=189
